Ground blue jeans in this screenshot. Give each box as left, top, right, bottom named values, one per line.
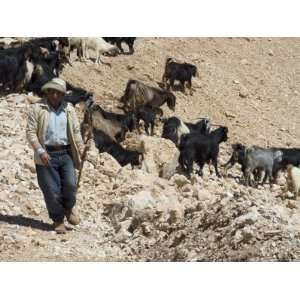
left=36, top=150, right=77, bottom=222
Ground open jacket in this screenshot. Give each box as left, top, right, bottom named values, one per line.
left=26, top=98, right=84, bottom=170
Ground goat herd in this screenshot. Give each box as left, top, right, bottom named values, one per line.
left=1, top=37, right=300, bottom=200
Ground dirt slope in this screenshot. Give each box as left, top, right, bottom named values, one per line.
left=1, top=38, right=300, bottom=261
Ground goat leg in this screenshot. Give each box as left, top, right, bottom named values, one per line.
left=197, top=161, right=205, bottom=177
left=266, top=169, right=274, bottom=187
left=144, top=123, right=150, bottom=135
left=212, top=159, right=221, bottom=178
left=181, top=80, right=187, bottom=94
left=162, top=73, right=167, bottom=88
left=170, top=78, right=175, bottom=91
left=150, top=122, right=155, bottom=136
left=187, top=80, right=193, bottom=96
left=116, top=41, right=124, bottom=53
left=222, top=160, right=235, bottom=176
left=208, top=161, right=214, bottom=175
left=245, top=168, right=251, bottom=186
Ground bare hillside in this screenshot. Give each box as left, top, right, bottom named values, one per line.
left=1, top=38, right=300, bottom=261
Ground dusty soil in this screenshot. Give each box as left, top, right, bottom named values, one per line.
left=1, top=38, right=300, bottom=261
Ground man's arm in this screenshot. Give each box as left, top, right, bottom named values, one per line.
left=26, top=104, right=44, bottom=153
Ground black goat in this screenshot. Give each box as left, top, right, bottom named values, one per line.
left=223, top=143, right=247, bottom=176
left=93, top=129, right=143, bottom=168
left=103, top=37, right=136, bottom=54
left=136, top=106, right=163, bottom=135
left=162, top=117, right=211, bottom=146
left=1, top=38, right=71, bottom=95
left=271, top=148, right=300, bottom=180
left=162, top=58, right=198, bottom=95
left=179, top=126, right=228, bottom=178
left=0, top=46, right=32, bottom=94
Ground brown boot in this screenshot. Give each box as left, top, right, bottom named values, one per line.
left=53, top=221, right=67, bottom=234
left=65, top=208, right=80, bottom=226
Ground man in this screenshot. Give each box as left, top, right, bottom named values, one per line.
left=26, top=78, right=85, bottom=234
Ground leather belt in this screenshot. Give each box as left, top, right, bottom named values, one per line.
left=45, top=145, right=71, bottom=151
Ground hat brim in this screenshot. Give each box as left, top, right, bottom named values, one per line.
left=41, top=82, right=66, bottom=94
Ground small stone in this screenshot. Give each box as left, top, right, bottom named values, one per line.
left=23, top=162, right=36, bottom=174
left=221, top=191, right=234, bottom=199
left=239, top=86, right=249, bottom=98
left=182, top=185, right=193, bottom=196
left=32, top=208, right=40, bottom=216
left=286, top=201, right=298, bottom=209
left=225, top=111, right=236, bottom=119
left=236, top=210, right=259, bottom=226
left=127, top=65, right=135, bottom=70
left=197, top=190, right=213, bottom=201
left=240, top=59, right=249, bottom=65
left=268, top=49, right=274, bottom=56
left=29, top=180, right=39, bottom=190
left=243, top=37, right=252, bottom=42
left=172, top=174, right=190, bottom=188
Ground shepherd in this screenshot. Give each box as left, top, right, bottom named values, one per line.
left=26, top=78, right=88, bottom=234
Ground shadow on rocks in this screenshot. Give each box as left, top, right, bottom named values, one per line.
left=0, top=214, right=52, bottom=231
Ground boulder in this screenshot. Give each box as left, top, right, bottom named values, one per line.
left=107, top=189, right=185, bottom=235
left=141, top=135, right=180, bottom=179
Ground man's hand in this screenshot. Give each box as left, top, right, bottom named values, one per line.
left=40, top=152, right=51, bottom=166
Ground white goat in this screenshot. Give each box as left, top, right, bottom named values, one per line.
left=82, top=37, right=118, bottom=65
left=286, top=164, right=300, bottom=200
left=68, top=37, right=85, bottom=61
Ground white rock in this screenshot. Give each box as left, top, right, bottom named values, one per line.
left=197, top=189, right=214, bottom=201
left=171, top=174, right=190, bottom=188
left=240, top=59, right=250, bottom=65
left=235, top=209, right=260, bottom=226
left=141, top=135, right=180, bottom=179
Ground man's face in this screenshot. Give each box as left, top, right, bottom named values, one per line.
left=47, top=89, right=65, bottom=107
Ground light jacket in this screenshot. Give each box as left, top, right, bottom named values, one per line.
left=26, top=98, right=84, bottom=170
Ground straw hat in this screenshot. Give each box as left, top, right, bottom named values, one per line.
left=41, top=78, right=67, bottom=94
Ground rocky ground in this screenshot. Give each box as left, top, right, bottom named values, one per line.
left=1, top=38, right=300, bottom=261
